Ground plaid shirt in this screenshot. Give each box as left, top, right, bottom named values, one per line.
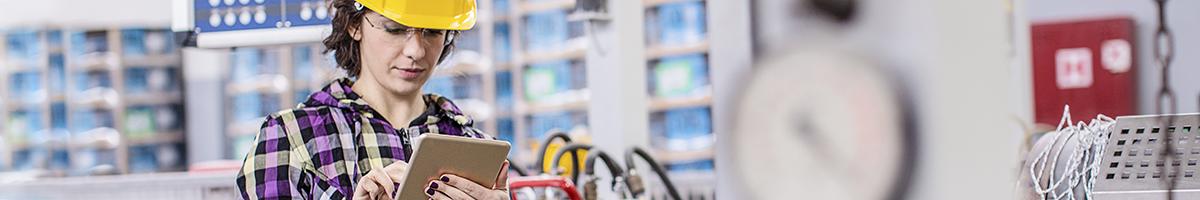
left=236, top=78, right=493, bottom=200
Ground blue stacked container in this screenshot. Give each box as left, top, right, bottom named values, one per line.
left=69, top=31, right=109, bottom=58
left=663, top=107, right=712, bottom=151
left=232, top=93, right=264, bottom=122
left=49, top=53, right=66, bottom=92
left=129, top=144, right=159, bottom=173
left=656, top=1, right=707, bottom=46
left=125, top=68, right=151, bottom=95
left=9, top=72, right=43, bottom=102
left=652, top=53, right=708, bottom=98
left=156, top=104, right=184, bottom=132
left=50, top=103, right=68, bottom=137
left=424, top=76, right=455, bottom=98
left=497, top=117, right=516, bottom=156
left=121, top=29, right=149, bottom=58
left=494, top=23, right=512, bottom=63
left=523, top=61, right=567, bottom=102
left=451, top=75, right=483, bottom=100
left=496, top=71, right=514, bottom=113
left=528, top=112, right=579, bottom=140
left=6, top=30, right=41, bottom=67
left=523, top=10, right=568, bottom=53
left=292, top=45, right=314, bottom=82
left=231, top=48, right=263, bottom=83
left=666, top=159, right=714, bottom=172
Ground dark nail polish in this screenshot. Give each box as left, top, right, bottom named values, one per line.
left=430, top=182, right=439, bottom=189
left=426, top=188, right=435, bottom=196
left=440, top=176, right=450, bottom=182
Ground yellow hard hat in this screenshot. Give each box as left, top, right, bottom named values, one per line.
left=354, top=0, right=477, bottom=30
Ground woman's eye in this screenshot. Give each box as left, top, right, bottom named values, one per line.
left=385, top=29, right=405, bottom=34
left=423, top=30, right=443, bottom=37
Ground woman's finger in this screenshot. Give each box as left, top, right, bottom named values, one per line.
left=374, top=180, right=395, bottom=200
left=440, top=174, right=494, bottom=199
left=494, top=161, right=510, bottom=189
left=358, top=178, right=381, bottom=200
left=427, top=188, right=454, bottom=200
left=429, top=180, right=476, bottom=200
left=374, top=167, right=397, bottom=197
left=354, top=182, right=373, bottom=200
left=384, top=161, right=410, bottom=182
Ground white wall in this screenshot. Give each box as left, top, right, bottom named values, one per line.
left=0, top=0, right=174, bottom=28
left=723, top=0, right=1021, bottom=199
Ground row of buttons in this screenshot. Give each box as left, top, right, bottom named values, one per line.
left=209, top=0, right=267, bottom=7
left=208, top=6, right=269, bottom=27
left=205, top=1, right=329, bottom=28
left=299, top=1, right=330, bottom=21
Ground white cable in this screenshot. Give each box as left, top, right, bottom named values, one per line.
left=1028, top=105, right=1115, bottom=200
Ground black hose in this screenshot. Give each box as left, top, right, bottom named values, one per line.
left=584, top=150, right=626, bottom=188
left=537, top=131, right=580, bottom=175
left=552, top=143, right=594, bottom=184
left=625, top=147, right=683, bottom=200
left=583, top=149, right=624, bottom=178
left=508, top=159, right=528, bottom=177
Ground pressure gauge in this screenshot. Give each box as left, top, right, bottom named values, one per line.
left=731, top=48, right=918, bottom=200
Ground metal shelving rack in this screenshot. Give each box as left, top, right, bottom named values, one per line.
left=641, top=0, right=714, bottom=169
left=221, top=44, right=338, bottom=160
left=1, top=27, right=185, bottom=175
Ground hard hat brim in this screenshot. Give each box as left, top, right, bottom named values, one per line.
left=356, top=0, right=477, bottom=31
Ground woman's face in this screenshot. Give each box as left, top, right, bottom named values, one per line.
left=352, top=12, right=448, bottom=96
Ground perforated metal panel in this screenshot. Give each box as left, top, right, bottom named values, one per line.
left=1094, top=114, right=1200, bottom=199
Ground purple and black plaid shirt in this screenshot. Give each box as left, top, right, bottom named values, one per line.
left=236, top=78, right=492, bottom=200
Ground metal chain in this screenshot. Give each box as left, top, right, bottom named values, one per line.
left=1151, top=0, right=1181, bottom=199
left=1154, top=0, right=1175, bottom=115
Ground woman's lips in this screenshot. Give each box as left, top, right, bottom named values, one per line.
left=391, top=67, right=426, bottom=79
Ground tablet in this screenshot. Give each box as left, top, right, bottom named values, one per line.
left=395, top=134, right=511, bottom=200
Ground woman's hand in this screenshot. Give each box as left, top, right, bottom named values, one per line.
left=425, top=161, right=512, bottom=200
left=355, top=161, right=409, bottom=200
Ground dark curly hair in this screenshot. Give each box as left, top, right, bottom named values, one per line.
left=323, top=0, right=368, bottom=77
left=323, top=0, right=458, bottom=78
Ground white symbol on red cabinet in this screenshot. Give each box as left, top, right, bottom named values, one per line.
left=1056, top=48, right=1094, bottom=89
left=1101, top=39, right=1132, bottom=73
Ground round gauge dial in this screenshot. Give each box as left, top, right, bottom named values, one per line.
left=732, top=49, right=917, bottom=200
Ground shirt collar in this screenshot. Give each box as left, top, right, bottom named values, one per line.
left=303, top=77, right=472, bottom=127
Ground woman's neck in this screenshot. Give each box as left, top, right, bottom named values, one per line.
left=350, top=77, right=426, bottom=127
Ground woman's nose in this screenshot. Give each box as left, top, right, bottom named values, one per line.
left=401, top=33, right=427, bottom=62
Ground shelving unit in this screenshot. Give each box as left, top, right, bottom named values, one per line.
left=221, top=44, right=338, bottom=160
left=641, top=0, right=714, bottom=174
left=0, top=27, right=185, bottom=176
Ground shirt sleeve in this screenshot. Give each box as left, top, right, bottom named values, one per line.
left=237, top=116, right=314, bottom=200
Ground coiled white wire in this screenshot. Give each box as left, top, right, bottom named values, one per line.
left=1029, top=106, right=1115, bottom=200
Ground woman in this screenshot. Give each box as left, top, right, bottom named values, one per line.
left=235, top=0, right=509, bottom=199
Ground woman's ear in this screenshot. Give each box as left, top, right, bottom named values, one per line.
left=349, top=20, right=363, bottom=41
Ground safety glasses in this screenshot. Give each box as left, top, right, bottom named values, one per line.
left=362, top=13, right=452, bottom=47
